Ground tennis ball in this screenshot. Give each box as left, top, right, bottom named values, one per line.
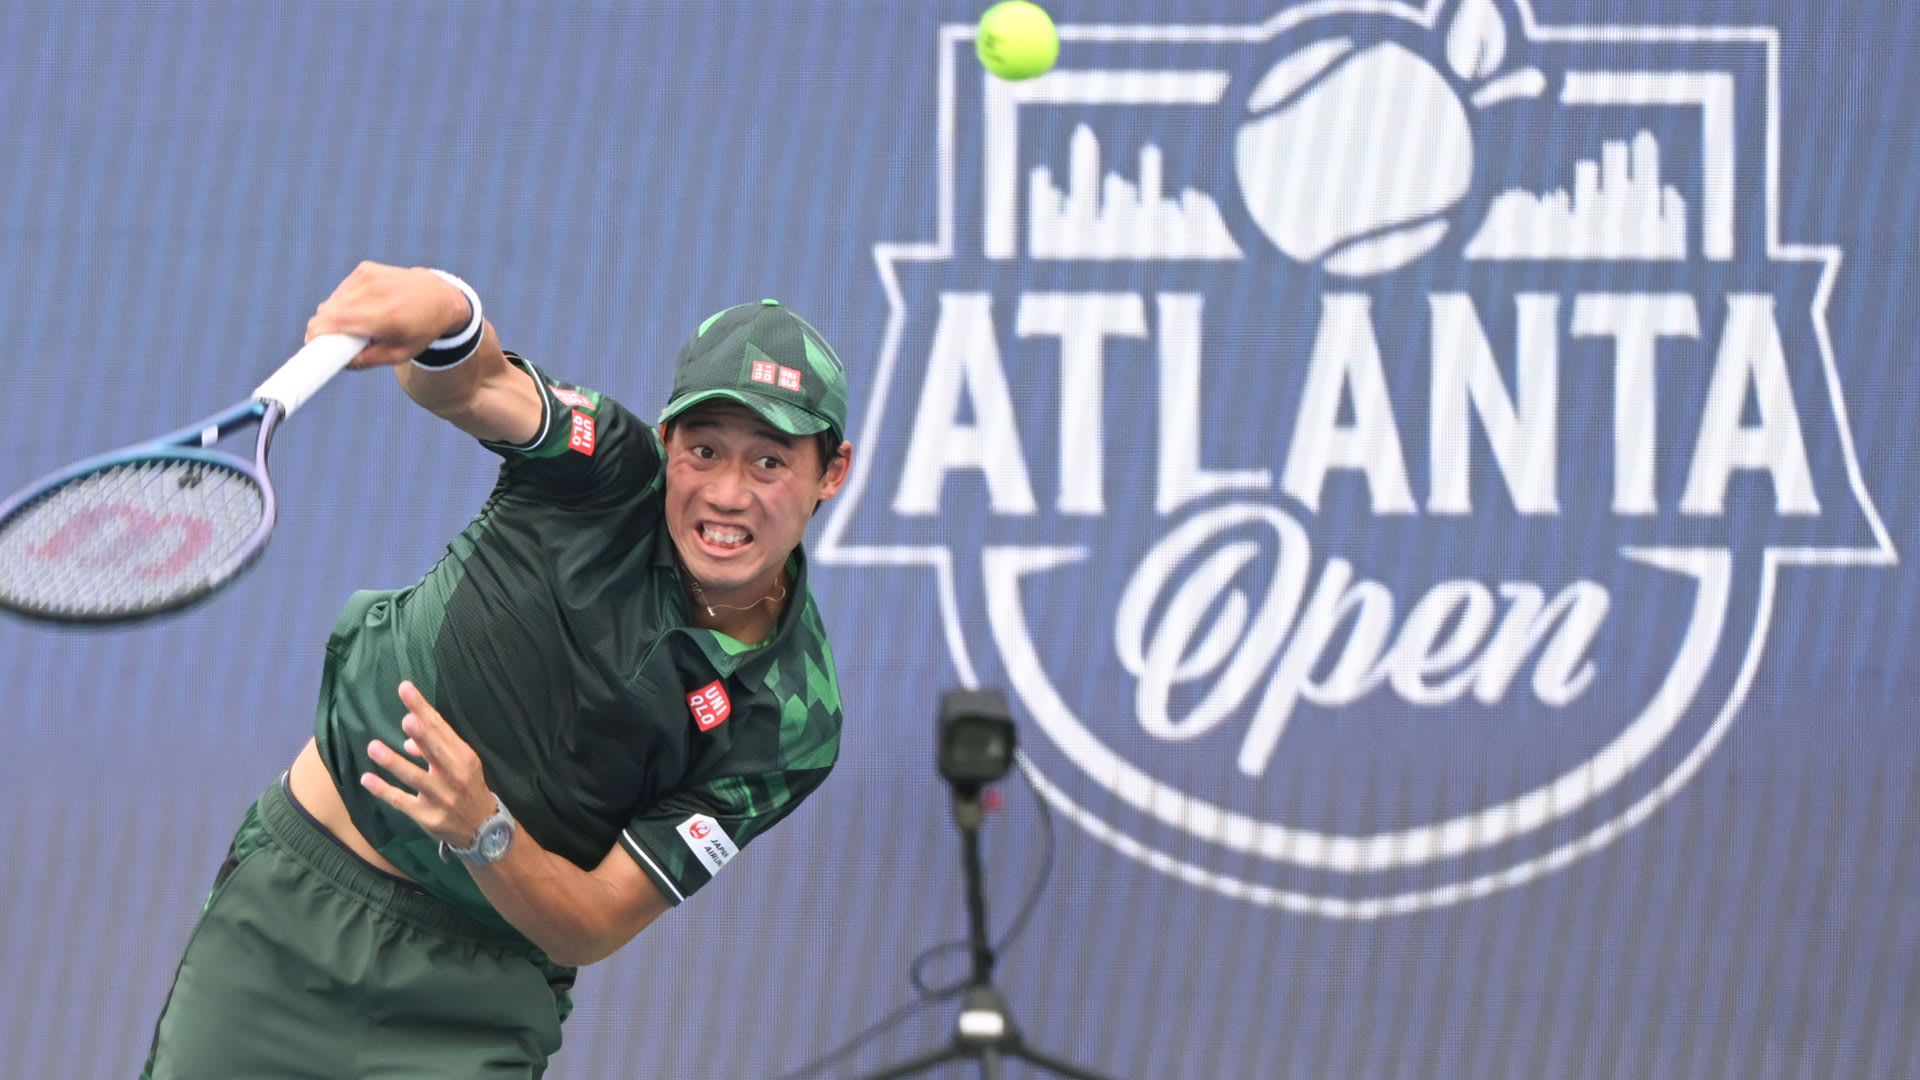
left=977, top=1, right=1058, bottom=81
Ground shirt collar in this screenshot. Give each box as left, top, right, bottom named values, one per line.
left=657, top=538, right=812, bottom=670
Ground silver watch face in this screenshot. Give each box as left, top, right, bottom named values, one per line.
left=476, top=820, right=513, bottom=862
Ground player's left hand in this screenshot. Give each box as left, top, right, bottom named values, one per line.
left=361, top=680, right=498, bottom=848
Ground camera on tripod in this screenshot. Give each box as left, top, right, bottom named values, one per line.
left=937, top=687, right=1016, bottom=797
left=848, top=686, right=1118, bottom=1080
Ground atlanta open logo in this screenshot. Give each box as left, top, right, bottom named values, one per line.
left=823, top=0, right=1895, bottom=917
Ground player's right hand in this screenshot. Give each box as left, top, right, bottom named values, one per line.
left=307, top=261, right=474, bottom=369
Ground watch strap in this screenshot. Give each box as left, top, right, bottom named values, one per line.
left=438, top=793, right=514, bottom=867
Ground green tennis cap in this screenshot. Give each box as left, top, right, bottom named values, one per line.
left=659, top=299, right=848, bottom=439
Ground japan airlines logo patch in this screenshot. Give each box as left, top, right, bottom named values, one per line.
left=687, top=680, right=731, bottom=731
left=677, top=813, right=739, bottom=875
left=567, top=410, right=596, bottom=455
left=823, top=0, right=1896, bottom=919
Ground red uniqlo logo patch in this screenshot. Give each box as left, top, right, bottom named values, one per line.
left=750, top=359, right=778, bottom=385
left=551, top=386, right=592, bottom=409
left=777, top=366, right=802, bottom=392
left=568, top=410, right=596, bottom=455
left=687, top=680, right=731, bottom=731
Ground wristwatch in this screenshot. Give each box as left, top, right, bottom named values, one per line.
left=439, top=794, right=516, bottom=867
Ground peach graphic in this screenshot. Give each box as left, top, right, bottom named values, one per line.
left=1236, top=39, right=1473, bottom=277
left=1234, top=0, right=1547, bottom=277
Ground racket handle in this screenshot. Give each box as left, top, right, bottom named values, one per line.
left=252, top=333, right=369, bottom=417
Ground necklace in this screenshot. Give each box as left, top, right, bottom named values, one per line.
left=684, top=570, right=788, bottom=618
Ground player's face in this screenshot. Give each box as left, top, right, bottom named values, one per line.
left=662, top=402, right=850, bottom=609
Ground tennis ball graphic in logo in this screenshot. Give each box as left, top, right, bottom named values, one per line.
left=1235, top=40, right=1474, bottom=277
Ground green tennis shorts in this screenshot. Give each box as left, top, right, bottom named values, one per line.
left=141, top=776, right=574, bottom=1079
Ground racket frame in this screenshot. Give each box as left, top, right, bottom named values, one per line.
left=0, top=332, right=370, bottom=623
left=0, top=398, right=287, bottom=623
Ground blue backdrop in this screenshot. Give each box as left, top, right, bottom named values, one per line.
left=2, top=2, right=1916, bottom=1078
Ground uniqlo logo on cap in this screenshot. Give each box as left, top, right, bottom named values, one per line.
left=750, top=359, right=778, bottom=385
left=687, top=680, right=730, bottom=731
left=777, top=366, right=802, bottom=392
left=568, top=410, right=596, bottom=455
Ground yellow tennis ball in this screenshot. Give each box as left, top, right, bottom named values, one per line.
left=977, top=1, right=1058, bottom=81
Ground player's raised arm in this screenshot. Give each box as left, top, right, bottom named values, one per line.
left=305, top=261, right=543, bottom=445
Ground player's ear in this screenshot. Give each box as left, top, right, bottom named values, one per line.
left=817, top=440, right=852, bottom=502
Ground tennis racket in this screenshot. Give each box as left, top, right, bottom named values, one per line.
left=0, top=333, right=368, bottom=624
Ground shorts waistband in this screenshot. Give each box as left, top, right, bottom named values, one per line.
left=258, top=775, right=527, bottom=948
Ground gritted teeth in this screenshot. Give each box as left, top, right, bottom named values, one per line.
left=700, top=523, right=751, bottom=548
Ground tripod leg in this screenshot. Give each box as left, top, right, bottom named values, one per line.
left=1005, top=1042, right=1121, bottom=1080
left=852, top=1041, right=970, bottom=1080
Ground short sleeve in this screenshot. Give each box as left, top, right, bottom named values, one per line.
left=479, top=353, right=662, bottom=505
left=617, top=694, right=840, bottom=905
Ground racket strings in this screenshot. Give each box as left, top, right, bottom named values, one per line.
left=0, top=459, right=266, bottom=619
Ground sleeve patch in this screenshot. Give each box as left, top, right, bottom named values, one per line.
left=551, top=386, right=594, bottom=410
left=676, top=814, right=739, bottom=875
left=567, top=410, right=597, bottom=455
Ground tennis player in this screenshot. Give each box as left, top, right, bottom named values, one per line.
left=141, top=262, right=853, bottom=1078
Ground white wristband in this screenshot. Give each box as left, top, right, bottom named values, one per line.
left=413, top=268, right=484, bottom=370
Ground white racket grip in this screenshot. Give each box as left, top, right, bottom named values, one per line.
left=251, top=333, right=369, bottom=417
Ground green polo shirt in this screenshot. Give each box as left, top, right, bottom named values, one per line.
left=313, top=355, right=843, bottom=934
